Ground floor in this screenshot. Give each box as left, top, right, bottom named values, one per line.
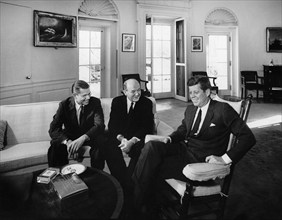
left=156, top=97, right=282, bottom=130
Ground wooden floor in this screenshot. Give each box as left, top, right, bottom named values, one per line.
left=156, top=97, right=282, bottom=130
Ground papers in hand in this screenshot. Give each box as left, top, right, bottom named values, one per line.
left=145, top=135, right=168, bottom=144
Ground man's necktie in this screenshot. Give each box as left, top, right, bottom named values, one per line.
left=191, top=108, right=202, bottom=136
left=79, top=105, right=84, bottom=126
left=128, top=102, right=134, bottom=115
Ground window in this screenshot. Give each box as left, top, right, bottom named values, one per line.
left=79, top=29, right=102, bottom=97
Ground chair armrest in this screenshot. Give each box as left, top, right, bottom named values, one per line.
left=145, top=134, right=168, bottom=144
left=182, top=163, right=231, bottom=181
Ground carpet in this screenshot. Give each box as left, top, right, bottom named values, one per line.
left=224, top=126, right=282, bottom=220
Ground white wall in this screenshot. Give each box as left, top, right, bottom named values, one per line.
left=1, top=0, right=281, bottom=104
left=190, top=0, right=282, bottom=75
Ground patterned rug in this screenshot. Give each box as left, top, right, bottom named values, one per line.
left=225, top=126, right=282, bottom=220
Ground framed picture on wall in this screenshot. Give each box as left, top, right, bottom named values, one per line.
left=266, top=27, right=282, bottom=53
left=191, top=36, right=203, bottom=52
left=34, top=10, right=77, bottom=47
left=122, top=33, right=136, bottom=52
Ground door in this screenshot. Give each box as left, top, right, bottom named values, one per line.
left=79, top=27, right=104, bottom=98
left=174, top=18, right=187, bottom=101
left=146, top=16, right=174, bottom=99
left=206, top=32, right=231, bottom=96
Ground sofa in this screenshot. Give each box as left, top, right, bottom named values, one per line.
left=0, top=97, right=174, bottom=174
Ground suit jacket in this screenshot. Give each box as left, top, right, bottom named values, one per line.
left=108, top=95, right=154, bottom=140
left=169, top=99, right=256, bottom=164
left=49, top=96, right=105, bottom=145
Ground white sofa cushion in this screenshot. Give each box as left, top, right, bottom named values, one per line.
left=0, top=142, right=49, bottom=172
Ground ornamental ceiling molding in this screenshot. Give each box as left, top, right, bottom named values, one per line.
left=205, top=7, right=238, bottom=26
left=78, top=0, right=119, bottom=20
left=136, top=0, right=190, bottom=9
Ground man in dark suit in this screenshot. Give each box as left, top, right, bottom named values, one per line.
left=48, top=80, right=105, bottom=168
left=101, top=78, right=154, bottom=189
left=132, top=75, right=256, bottom=212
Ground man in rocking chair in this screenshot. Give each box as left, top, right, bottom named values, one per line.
left=132, top=75, right=256, bottom=216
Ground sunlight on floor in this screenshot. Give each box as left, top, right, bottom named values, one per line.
left=247, top=115, right=282, bottom=128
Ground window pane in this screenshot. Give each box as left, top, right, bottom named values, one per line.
left=79, top=66, right=90, bottom=82
left=162, top=26, right=171, bottom=40
left=153, top=26, right=162, bottom=40
left=146, top=41, right=151, bottom=57
left=79, top=30, right=89, bottom=47
left=90, top=49, right=100, bottom=65
left=79, top=49, right=89, bottom=65
left=90, top=31, right=101, bottom=47
left=162, top=41, right=171, bottom=57
left=146, top=25, right=151, bottom=40
left=162, top=75, right=171, bottom=92
left=153, top=76, right=162, bottom=93
left=153, top=41, right=162, bottom=57
left=162, top=58, right=171, bottom=75
left=153, top=58, right=162, bottom=75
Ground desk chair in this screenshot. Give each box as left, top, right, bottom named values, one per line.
left=241, top=71, right=264, bottom=99
left=122, top=74, right=151, bottom=97
left=192, top=71, right=218, bottom=94
left=146, top=94, right=253, bottom=220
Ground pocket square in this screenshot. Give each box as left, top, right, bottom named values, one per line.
left=210, top=123, right=216, bottom=127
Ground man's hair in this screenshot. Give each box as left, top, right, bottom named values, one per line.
left=187, top=75, right=211, bottom=91
left=72, top=80, right=89, bottom=94
left=123, top=78, right=140, bottom=91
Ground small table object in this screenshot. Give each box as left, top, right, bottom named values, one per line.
left=0, top=167, right=123, bottom=219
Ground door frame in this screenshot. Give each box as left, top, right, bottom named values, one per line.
left=137, top=4, right=189, bottom=99
left=205, top=26, right=239, bottom=97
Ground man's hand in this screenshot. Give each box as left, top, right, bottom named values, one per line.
left=205, top=155, right=226, bottom=164
left=118, top=138, right=134, bottom=154
left=162, top=137, right=171, bottom=144
left=67, top=135, right=88, bottom=160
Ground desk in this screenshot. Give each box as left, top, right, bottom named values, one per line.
left=263, top=65, right=282, bottom=100
left=0, top=167, right=123, bottom=219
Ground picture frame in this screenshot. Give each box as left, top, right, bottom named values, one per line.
left=122, top=33, right=136, bottom=52
left=34, top=10, right=77, bottom=48
left=191, top=36, right=203, bottom=52
left=266, top=27, right=282, bottom=53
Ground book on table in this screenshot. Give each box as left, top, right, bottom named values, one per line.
left=51, top=172, right=89, bottom=203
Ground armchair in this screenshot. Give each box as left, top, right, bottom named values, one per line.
left=241, top=71, right=264, bottom=99
left=122, top=73, right=151, bottom=97
left=192, top=71, right=218, bottom=94
left=146, top=94, right=253, bottom=220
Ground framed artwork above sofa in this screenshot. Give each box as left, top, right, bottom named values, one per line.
left=34, top=10, right=77, bottom=48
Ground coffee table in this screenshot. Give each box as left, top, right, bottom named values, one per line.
left=0, top=167, right=123, bottom=219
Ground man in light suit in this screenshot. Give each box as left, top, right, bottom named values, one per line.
left=100, top=78, right=154, bottom=189
left=132, top=75, right=256, bottom=212
left=48, top=80, right=105, bottom=168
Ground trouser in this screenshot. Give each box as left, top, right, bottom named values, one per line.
left=47, top=139, right=105, bottom=169
left=132, top=140, right=199, bottom=209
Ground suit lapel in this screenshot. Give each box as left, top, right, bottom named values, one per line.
left=69, top=97, right=79, bottom=126
left=199, top=100, right=215, bottom=134
left=187, top=106, right=197, bottom=135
